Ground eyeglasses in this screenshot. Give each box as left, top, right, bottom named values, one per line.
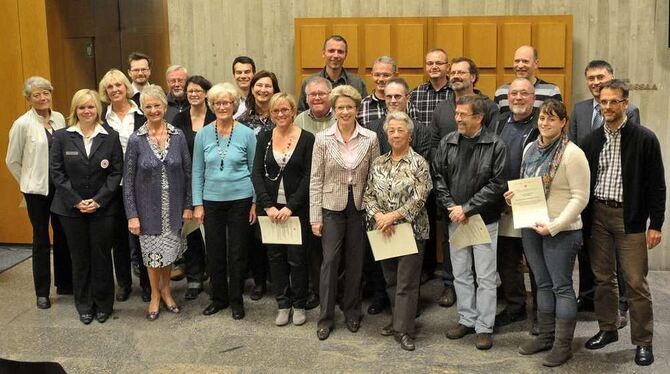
left=454, top=111, right=477, bottom=119
left=599, top=99, right=626, bottom=107
left=130, top=68, right=150, bottom=73
left=450, top=70, right=470, bottom=76
left=385, top=94, right=405, bottom=101
left=213, top=100, right=234, bottom=108
left=271, top=108, right=292, bottom=115
left=509, top=91, right=533, bottom=98
left=426, top=61, right=447, bottom=67
left=307, top=91, right=329, bottom=98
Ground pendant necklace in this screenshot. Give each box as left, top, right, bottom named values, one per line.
left=215, top=121, right=235, bottom=170
left=264, top=131, right=294, bottom=181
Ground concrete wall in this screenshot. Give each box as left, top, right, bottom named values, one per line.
left=167, top=0, right=670, bottom=269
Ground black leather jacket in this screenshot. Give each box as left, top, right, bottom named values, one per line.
left=432, top=127, right=508, bottom=224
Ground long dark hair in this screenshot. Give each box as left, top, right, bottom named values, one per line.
left=246, top=70, right=280, bottom=114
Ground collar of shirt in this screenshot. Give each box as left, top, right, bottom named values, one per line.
left=461, top=128, right=482, bottom=139
left=370, top=91, right=384, bottom=103
left=132, top=82, right=146, bottom=95
left=604, top=117, right=627, bottom=136
left=67, top=123, right=109, bottom=137
left=137, top=122, right=178, bottom=136
left=332, top=123, right=362, bottom=144
left=105, top=100, right=143, bottom=120
left=308, top=108, right=333, bottom=121
left=592, top=98, right=599, bottom=110
left=30, top=108, right=56, bottom=125
left=319, top=67, right=349, bottom=85
left=382, top=148, right=414, bottom=164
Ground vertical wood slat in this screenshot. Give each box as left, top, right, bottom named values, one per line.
left=501, top=23, right=532, bottom=68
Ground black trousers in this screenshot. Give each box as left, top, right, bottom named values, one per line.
left=422, top=191, right=438, bottom=277
left=184, top=228, right=206, bottom=287
left=59, top=214, right=115, bottom=315
left=497, top=236, right=530, bottom=313
left=265, top=211, right=309, bottom=309
left=113, top=190, right=132, bottom=290
left=363, top=241, right=388, bottom=301
left=24, top=192, right=72, bottom=297
left=318, top=190, right=366, bottom=329
left=248, top=224, right=268, bottom=286
left=203, top=198, right=251, bottom=309
left=307, top=232, right=323, bottom=297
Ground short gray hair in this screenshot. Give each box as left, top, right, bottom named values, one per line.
left=304, top=76, right=332, bottom=94
left=373, top=56, right=397, bottom=73
left=140, top=84, right=168, bottom=109
left=165, top=64, right=188, bottom=77
left=383, top=111, right=415, bottom=133
left=24, top=76, right=53, bottom=98
left=207, top=82, right=241, bottom=112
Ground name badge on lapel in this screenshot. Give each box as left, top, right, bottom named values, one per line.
left=100, top=159, right=110, bottom=169
left=65, top=151, right=79, bottom=156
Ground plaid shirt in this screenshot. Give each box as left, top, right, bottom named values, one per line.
left=356, top=92, right=420, bottom=128
left=594, top=119, right=626, bottom=202
left=409, top=81, right=452, bottom=127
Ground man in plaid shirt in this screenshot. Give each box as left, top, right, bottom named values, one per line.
left=356, top=56, right=397, bottom=128
left=409, top=48, right=453, bottom=128
left=581, top=79, right=665, bottom=367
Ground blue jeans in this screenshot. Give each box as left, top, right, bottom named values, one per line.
left=522, top=229, right=581, bottom=320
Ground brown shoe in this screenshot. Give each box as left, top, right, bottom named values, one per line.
left=476, top=333, right=493, bottom=350
left=445, top=323, right=475, bottom=340
left=438, top=286, right=456, bottom=307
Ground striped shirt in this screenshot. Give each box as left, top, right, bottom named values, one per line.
left=409, top=81, right=453, bottom=128
left=594, top=119, right=626, bottom=202
left=494, top=78, right=562, bottom=114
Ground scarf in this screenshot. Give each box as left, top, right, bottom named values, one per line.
left=520, top=134, right=569, bottom=197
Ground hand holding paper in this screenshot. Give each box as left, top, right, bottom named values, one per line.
left=507, top=177, right=550, bottom=229
left=449, top=214, right=492, bottom=250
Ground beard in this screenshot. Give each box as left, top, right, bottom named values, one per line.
left=510, top=103, right=532, bottom=115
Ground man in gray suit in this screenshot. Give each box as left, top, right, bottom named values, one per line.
left=568, top=60, right=640, bottom=325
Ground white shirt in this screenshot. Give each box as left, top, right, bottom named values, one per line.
left=104, top=101, right=142, bottom=154
left=67, top=124, right=109, bottom=156
left=234, top=98, right=247, bottom=120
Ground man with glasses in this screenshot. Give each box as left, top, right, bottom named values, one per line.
left=581, top=79, right=664, bottom=366
left=165, top=65, right=189, bottom=123
left=127, top=52, right=152, bottom=107
left=493, top=78, right=540, bottom=332
left=568, top=60, right=640, bottom=327
left=297, top=35, right=367, bottom=112
left=433, top=95, right=508, bottom=350
left=494, top=45, right=561, bottom=115
left=356, top=56, right=398, bottom=128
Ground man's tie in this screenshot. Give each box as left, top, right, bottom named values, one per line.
left=592, top=103, right=604, bottom=129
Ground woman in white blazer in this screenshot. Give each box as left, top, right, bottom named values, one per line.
left=5, top=76, right=72, bottom=309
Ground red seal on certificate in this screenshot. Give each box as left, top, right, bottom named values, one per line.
left=100, top=159, right=110, bottom=169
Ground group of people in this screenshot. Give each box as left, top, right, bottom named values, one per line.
left=5, top=35, right=664, bottom=367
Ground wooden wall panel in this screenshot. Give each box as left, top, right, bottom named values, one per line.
left=401, top=74, right=426, bottom=92
left=477, top=74, right=498, bottom=100
left=364, top=24, right=391, bottom=67
left=395, top=24, right=424, bottom=68
left=299, top=25, right=327, bottom=68
left=434, top=23, right=464, bottom=59
left=501, top=23, right=532, bottom=68
left=535, top=23, right=567, bottom=68
left=465, top=23, right=498, bottom=68
left=332, top=24, right=359, bottom=68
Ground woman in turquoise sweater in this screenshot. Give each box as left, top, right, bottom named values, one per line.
left=192, top=82, right=257, bottom=320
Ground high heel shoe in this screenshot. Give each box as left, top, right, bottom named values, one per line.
left=146, top=309, right=160, bottom=321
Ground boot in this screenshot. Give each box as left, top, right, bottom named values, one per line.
left=543, top=318, right=576, bottom=367
left=519, top=312, right=554, bottom=355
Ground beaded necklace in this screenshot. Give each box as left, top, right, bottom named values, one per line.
left=214, top=121, right=235, bottom=171
left=264, top=130, right=294, bottom=181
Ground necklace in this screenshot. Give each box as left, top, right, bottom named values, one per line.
left=215, top=121, right=235, bottom=171
left=264, top=131, right=295, bottom=181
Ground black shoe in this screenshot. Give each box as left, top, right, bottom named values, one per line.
left=250, top=284, right=266, bottom=301
left=203, top=303, right=228, bottom=316
left=141, top=287, right=151, bottom=302
left=317, top=327, right=331, bottom=340
left=367, top=298, right=388, bottom=315
left=305, top=294, right=320, bottom=310
left=577, top=297, right=595, bottom=312
left=116, top=287, right=131, bottom=302
left=56, top=287, right=73, bottom=295
left=95, top=312, right=110, bottom=323
left=345, top=319, right=361, bottom=333
left=437, top=286, right=456, bottom=307
left=635, top=345, right=654, bottom=366
left=380, top=323, right=395, bottom=336
left=232, top=307, right=245, bottom=320
left=79, top=313, right=94, bottom=325
left=585, top=330, right=618, bottom=350
left=495, top=308, right=527, bottom=327
left=420, top=272, right=431, bottom=285
left=395, top=333, right=416, bottom=351
left=184, top=287, right=202, bottom=300
left=36, top=297, right=51, bottom=309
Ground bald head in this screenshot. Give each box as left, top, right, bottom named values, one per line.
left=513, top=45, right=539, bottom=81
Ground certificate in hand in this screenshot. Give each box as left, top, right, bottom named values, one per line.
left=367, top=223, right=418, bottom=261
left=449, top=214, right=492, bottom=250
left=508, top=177, right=549, bottom=229
left=258, top=216, right=302, bottom=245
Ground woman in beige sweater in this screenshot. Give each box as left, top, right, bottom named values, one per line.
left=505, top=99, right=589, bottom=367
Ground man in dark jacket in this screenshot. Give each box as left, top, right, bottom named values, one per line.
left=433, top=95, right=508, bottom=350
left=581, top=80, right=664, bottom=366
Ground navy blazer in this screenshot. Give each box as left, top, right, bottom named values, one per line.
left=50, top=123, right=123, bottom=217
left=568, top=98, right=640, bottom=146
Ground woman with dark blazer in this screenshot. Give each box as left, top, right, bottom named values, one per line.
left=98, top=68, right=149, bottom=302
left=50, top=89, right=123, bottom=325
left=172, top=75, right=216, bottom=300
left=252, top=93, right=315, bottom=326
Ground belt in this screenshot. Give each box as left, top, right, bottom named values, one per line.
left=596, top=199, right=623, bottom=208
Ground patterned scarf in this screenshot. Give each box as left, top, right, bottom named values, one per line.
left=520, top=134, right=569, bottom=197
